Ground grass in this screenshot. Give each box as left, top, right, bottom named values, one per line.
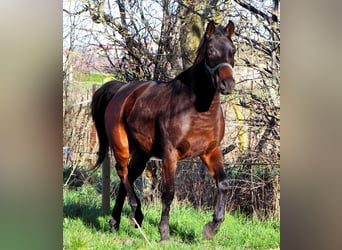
left=63, top=185, right=279, bottom=249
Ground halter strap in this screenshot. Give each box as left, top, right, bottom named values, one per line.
left=204, top=61, right=233, bottom=89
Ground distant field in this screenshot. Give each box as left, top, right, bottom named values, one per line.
left=63, top=185, right=279, bottom=249
left=65, top=72, right=114, bottom=97
left=73, top=71, right=114, bottom=84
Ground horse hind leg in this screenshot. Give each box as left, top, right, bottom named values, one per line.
left=109, top=162, right=138, bottom=231
left=109, top=148, right=150, bottom=231
left=126, top=149, right=150, bottom=228
left=106, top=110, right=132, bottom=231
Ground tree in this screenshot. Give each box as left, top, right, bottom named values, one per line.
left=233, top=0, right=280, bottom=158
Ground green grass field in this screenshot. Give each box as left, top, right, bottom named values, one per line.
left=63, top=185, right=279, bottom=249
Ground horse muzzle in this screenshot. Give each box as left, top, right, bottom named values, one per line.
left=204, top=61, right=235, bottom=94
left=218, top=77, right=235, bottom=95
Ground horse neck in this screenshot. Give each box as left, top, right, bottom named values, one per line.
left=191, top=62, right=220, bottom=112
left=175, top=61, right=221, bottom=112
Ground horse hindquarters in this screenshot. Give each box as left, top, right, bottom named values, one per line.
left=91, top=81, right=124, bottom=167
left=105, top=83, right=151, bottom=231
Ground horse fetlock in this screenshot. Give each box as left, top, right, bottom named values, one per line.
left=218, top=179, right=229, bottom=192
left=129, top=200, right=138, bottom=210
left=214, top=214, right=225, bottom=223
left=109, top=216, right=120, bottom=232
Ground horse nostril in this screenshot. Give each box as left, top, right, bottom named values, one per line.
left=219, top=79, right=235, bottom=94
left=220, top=81, right=226, bottom=91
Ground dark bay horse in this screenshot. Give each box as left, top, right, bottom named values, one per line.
left=91, top=20, right=236, bottom=241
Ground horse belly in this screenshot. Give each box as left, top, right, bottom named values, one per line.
left=126, top=107, right=158, bottom=156
left=128, top=124, right=155, bottom=152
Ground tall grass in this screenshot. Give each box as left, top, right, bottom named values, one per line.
left=63, top=185, right=279, bottom=249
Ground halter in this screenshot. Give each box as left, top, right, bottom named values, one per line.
left=204, top=61, right=233, bottom=89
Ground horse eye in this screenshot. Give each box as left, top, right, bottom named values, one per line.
left=207, top=48, right=215, bottom=56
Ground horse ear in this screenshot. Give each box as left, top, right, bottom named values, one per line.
left=225, top=21, right=235, bottom=37
left=205, top=21, right=216, bottom=38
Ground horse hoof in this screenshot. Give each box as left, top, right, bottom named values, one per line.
left=109, top=217, right=120, bottom=232
left=135, top=211, right=144, bottom=227
left=129, top=215, right=138, bottom=228
left=203, top=222, right=219, bottom=240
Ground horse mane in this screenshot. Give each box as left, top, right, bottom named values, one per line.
left=193, top=35, right=207, bottom=65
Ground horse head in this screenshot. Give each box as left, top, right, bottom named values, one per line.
left=197, top=20, right=236, bottom=95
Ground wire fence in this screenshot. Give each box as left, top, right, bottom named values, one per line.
left=63, top=145, right=279, bottom=219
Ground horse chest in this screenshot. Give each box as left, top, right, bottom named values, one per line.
left=174, top=122, right=221, bottom=159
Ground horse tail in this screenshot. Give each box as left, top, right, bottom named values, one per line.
left=91, top=80, right=125, bottom=168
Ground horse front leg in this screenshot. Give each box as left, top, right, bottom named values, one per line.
left=158, top=151, right=178, bottom=241
left=200, top=147, right=230, bottom=240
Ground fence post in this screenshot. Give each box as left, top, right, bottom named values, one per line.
left=102, top=155, right=110, bottom=212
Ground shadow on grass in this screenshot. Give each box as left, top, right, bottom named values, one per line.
left=63, top=199, right=135, bottom=231
left=63, top=201, right=107, bottom=230
left=64, top=200, right=198, bottom=243
left=140, top=210, right=198, bottom=243
left=170, top=224, right=197, bottom=243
